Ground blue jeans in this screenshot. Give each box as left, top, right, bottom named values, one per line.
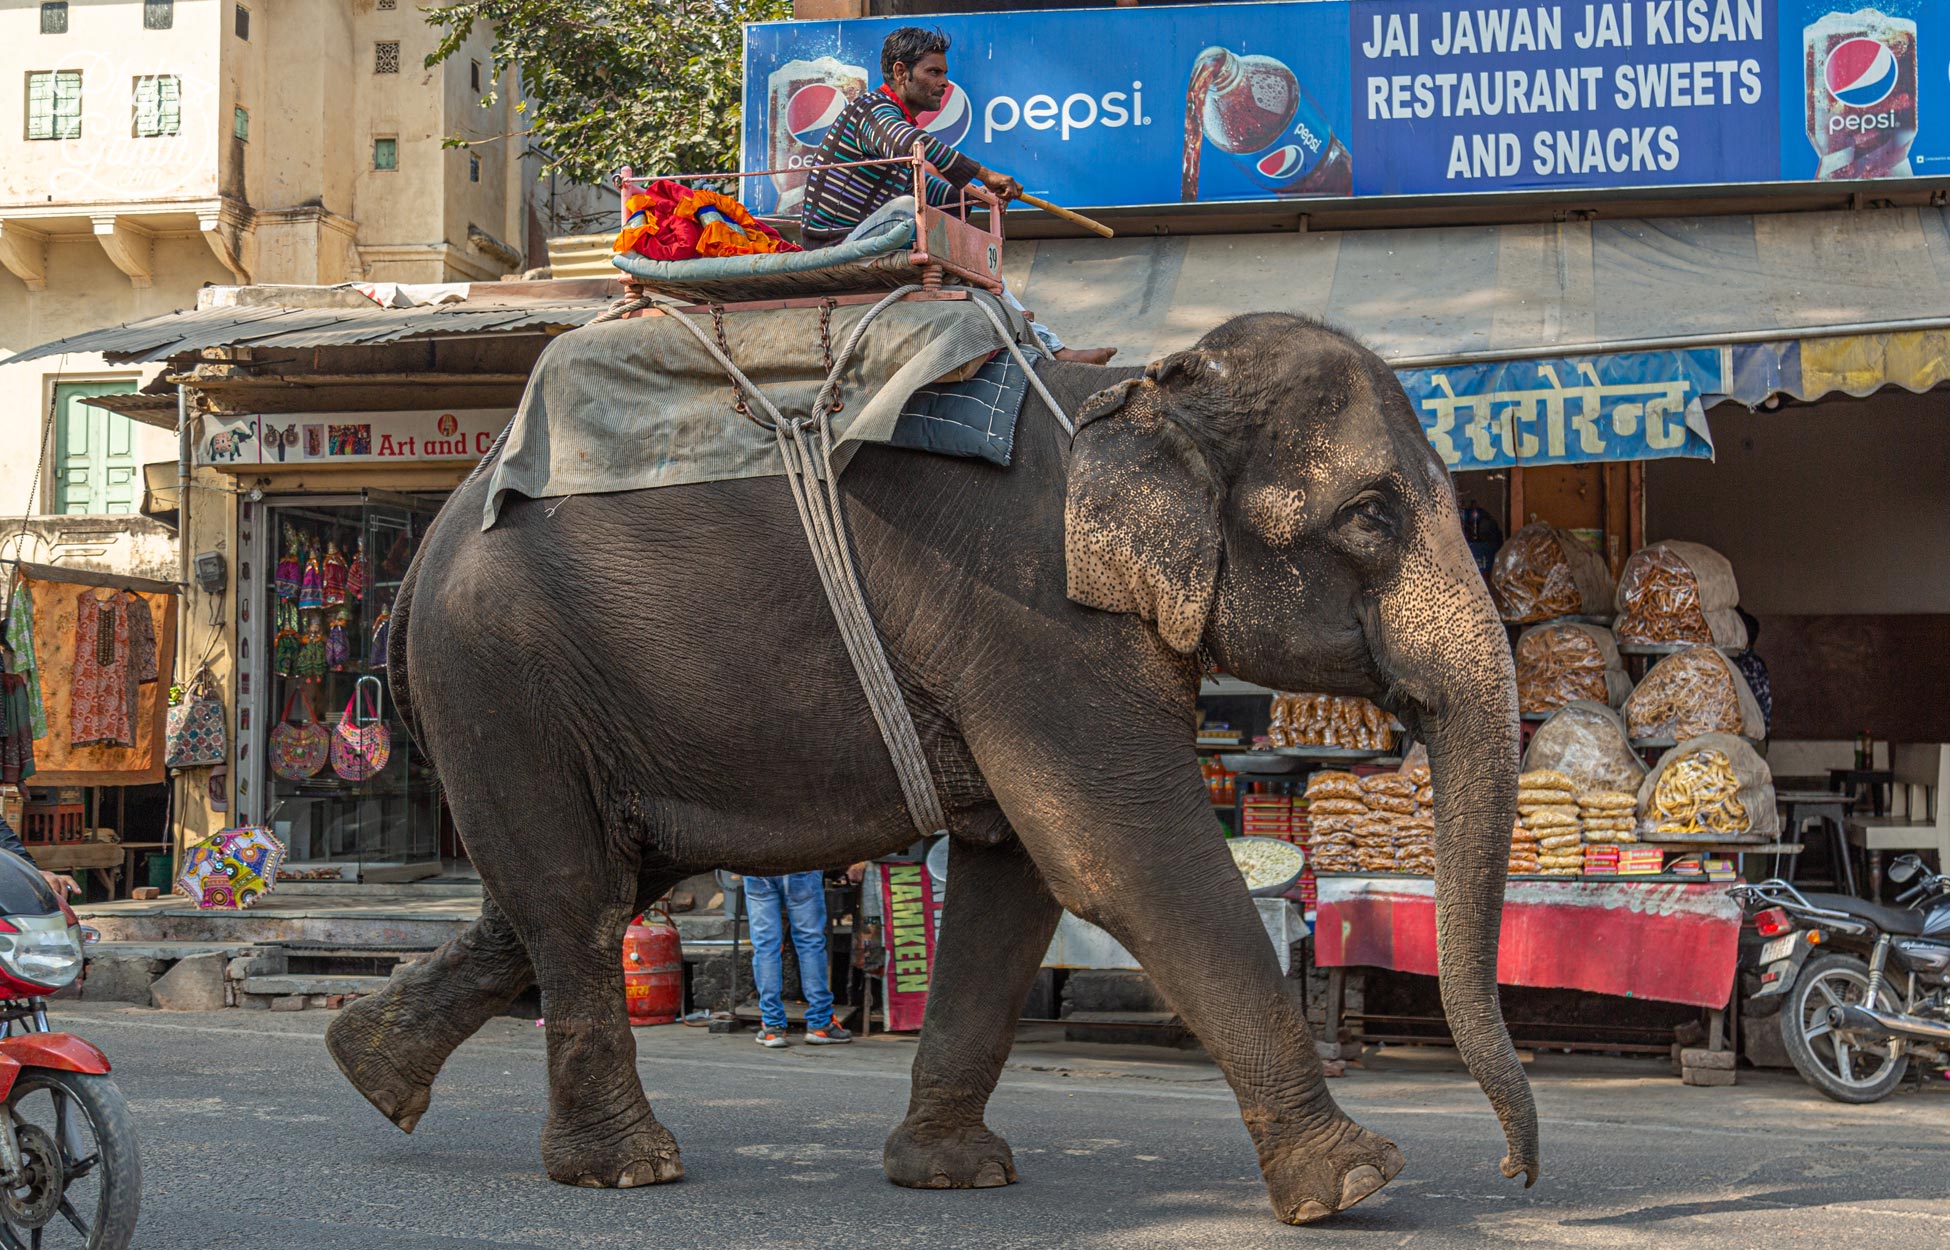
left=844, top=195, right=1068, bottom=354
left=743, top=872, right=833, bottom=1031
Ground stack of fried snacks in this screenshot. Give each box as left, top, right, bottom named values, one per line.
left=1520, top=769, right=1584, bottom=874
left=1578, top=790, right=1639, bottom=843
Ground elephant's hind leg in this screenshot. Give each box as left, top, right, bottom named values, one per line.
left=482, top=805, right=683, bottom=1188
left=326, top=894, right=534, bottom=1132
left=885, top=830, right=1062, bottom=1190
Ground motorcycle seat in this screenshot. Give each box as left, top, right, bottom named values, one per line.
left=1797, top=892, right=1927, bottom=936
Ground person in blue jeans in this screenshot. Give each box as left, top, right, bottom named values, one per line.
left=743, top=872, right=850, bottom=1048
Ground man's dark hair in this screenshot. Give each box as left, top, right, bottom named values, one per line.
left=882, top=26, right=950, bottom=81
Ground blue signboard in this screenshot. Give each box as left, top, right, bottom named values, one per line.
left=743, top=1, right=1950, bottom=213
left=1396, top=349, right=1723, bottom=470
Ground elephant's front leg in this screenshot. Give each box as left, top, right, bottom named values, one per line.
left=885, top=828, right=1063, bottom=1190
left=988, top=751, right=1402, bottom=1224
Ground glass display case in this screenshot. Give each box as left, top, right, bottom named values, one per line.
left=244, top=491, right=442, bottom=881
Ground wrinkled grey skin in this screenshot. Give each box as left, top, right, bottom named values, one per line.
left=324, top=312, right=1537, bottom=1224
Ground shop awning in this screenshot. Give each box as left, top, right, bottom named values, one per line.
left=2, top=299, right=614, bottom=366
left=1010, top=205, right=1950, bottom=401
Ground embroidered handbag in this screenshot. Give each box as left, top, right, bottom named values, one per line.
left=331, top=681, right=392, bottom=781
left=269, top=689, right=329, bottom=780
left=165, top=666, right=228, bottom=769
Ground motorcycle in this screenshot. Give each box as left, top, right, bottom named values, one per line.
left=0, top=851, right=140, bottom=1249
left=1733, top=853, right=1950, bottom=1104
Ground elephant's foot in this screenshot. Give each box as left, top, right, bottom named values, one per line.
left=325, top=994, right=436, bottom=1133
left=884, top=1118, right=1017, bottom=1189
left=543, top=1116, right=685, bottom=1189
left=1261, top=1119, right=1404, bottom=1225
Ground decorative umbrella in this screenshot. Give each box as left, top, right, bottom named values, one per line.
left=176, top=827, right=287, bottom=910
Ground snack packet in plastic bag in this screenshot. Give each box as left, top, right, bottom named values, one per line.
left=1514, top=623, right=1633, bottom=714
left=1490, top=523, right=1615, bottom=623
left=1637, top=732, right=1777, bottom=841
left=1522, top=700, right=1647, bottom=795
left=1623, top=646, right=1764, bottom=741
left=1614, top=541, right=1747, bottom=647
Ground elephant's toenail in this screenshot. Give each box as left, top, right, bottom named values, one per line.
left=1339, top=1164, right=1386, bottom=1208
left=1288, top=1199, right=1334, bottom=1224
left=974, top=1161, right=1009, bottom=1187
left=1381, top=1145, right=1405, bottom=1178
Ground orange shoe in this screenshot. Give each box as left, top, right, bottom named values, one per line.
left=805, top=1024, right=852, bottom=1045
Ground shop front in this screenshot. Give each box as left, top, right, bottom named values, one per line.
left=198, top=406, right=519, bottom=883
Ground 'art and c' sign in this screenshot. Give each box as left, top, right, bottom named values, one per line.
left=744, top=1, right=1944, bottom=213
left=198, top=410, right=513, bottom=468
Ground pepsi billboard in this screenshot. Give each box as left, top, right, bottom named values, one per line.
left=742, top=1, right=1950, bottom=213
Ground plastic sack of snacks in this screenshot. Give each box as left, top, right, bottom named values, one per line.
left=1614, top=541, right=1746, bottom=648
left=1271, top=693, right=1395, bottom=751
left=1522, top=700, right=1646, bottom=795
left=1514, top=623, right=1633, bottom=715
left=1637, top=733, right=1777, bottom=842
left=1489, top=523, right=1615, bottom=624
left=1622, top=646, right=1764, bottom=742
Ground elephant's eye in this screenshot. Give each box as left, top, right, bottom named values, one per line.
left=1338, top=490, right=1397, bottom=538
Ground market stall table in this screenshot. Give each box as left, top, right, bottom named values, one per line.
left=1772, top=790, right=1856, bottom=892
left=1314, top=874, right=1743, bottom=1054
left=1828, top=768, right=1894, bottom=818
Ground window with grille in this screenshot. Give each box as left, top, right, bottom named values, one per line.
left=234, top=4, right=249, bottom=39
left=143, top=0, right=172, bottom=30
left=468, top=154, right=480, bottom=182
left=373, top=137, right=397, bottom=170
left=40, top=3, right=67, bottom=34
left=377, top=0, right=395, bottom=9
left=375, top=41, right=399, bottom=74
left=132, top=74, right=181, bottom=137
left=233, top=106, right=248, bottom=141
left=26, top=71, right=82, bottom=140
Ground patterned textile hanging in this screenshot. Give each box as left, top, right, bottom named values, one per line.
left=296, top=613, right=327, bottom=682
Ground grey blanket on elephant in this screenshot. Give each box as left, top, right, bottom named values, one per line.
left=483, top=292, right=1036, bottom=529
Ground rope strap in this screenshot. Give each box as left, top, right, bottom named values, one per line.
left=651, top=286, right=1070, bottom=838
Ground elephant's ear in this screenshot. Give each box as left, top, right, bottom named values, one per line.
left=1065, top=365, right=1222, bottom=654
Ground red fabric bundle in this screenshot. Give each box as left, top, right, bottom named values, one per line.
left=613, top=180, right=801, bottom=262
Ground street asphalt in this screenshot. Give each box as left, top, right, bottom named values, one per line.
left=54, top=999, right=1950, bottom=1249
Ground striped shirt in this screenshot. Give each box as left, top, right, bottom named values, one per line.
left=799, top=87, right=980, bottom=249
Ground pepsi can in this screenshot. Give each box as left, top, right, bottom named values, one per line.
left=1804, top=9, right=1917, bottom=180
left=1182, top=47, right=1352, bottom=201
left=766, top=57, right=869, bottom=216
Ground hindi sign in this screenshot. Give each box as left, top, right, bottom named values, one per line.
left=1397, top=348, right=1722, bottom=470
left=877, top=861, right=940, bottom=1032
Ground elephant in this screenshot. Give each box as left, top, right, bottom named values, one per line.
left=324, top=311, right=1538, bottom=1224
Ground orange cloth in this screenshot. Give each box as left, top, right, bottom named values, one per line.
left=613, top=181, right=800, bottom=262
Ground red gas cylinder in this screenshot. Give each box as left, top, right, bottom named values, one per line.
left=623, top=911, right=684, bottom=1026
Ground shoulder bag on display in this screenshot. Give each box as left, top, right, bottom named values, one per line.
left=269, top=688, right=330, bottom=781
left=165, top=665, right=228, bottom=769
left=331, top=678, right=392, bottom=782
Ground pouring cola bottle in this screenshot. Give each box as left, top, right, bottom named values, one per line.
left=1181, top=46, right=1352, bottom=201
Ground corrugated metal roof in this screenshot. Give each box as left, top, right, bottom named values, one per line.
left=3, top=301, right=609, bottom=365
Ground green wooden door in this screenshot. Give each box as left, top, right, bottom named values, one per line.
left=51, top=382, right=141, bottom=514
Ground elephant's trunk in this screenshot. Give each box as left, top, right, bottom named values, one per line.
left=1378, top=533, right=1539, bottom=1187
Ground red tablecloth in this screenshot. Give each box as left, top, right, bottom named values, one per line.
left=1314, top=877, right=1741, bottom=1008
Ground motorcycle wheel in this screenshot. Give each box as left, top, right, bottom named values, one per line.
left=1780, top=952, right=1910, bottom=1104
left=0, top=1070, right=141, bottom=1250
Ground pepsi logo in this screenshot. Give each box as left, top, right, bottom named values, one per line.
left=1256, top=145, right=1310, bottom=180
left=785, top=83, right=850, bottom=148
left=915, top=81, right=972, bottom=147
left=1824, top=36, right=1899, bottom=108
